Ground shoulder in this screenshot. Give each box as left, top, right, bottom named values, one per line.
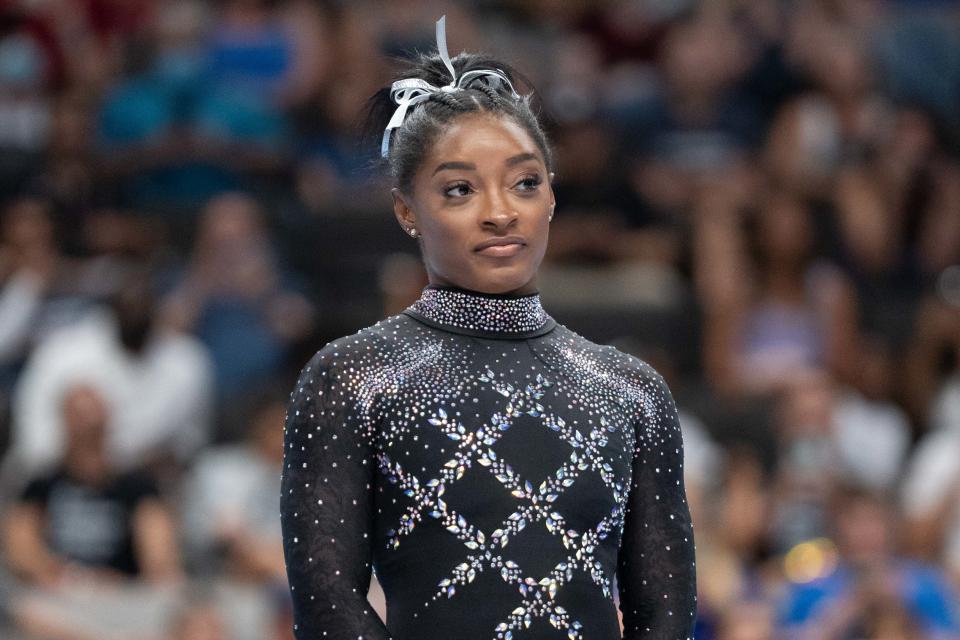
left=303, top=313, right=421, bottom=370
left=24, top=311, right=111, bottom=365
left=293, top=313, right=427, bottom=398
left=152, top=329, right=212, bottom=366
left=544, top=325, right=681, bottom=443
left=548, top=323, right=671, bottom=395
left=19, top=470, right=62, bottom=503
left=113, top=470, right=160, bottom=500
left=193, top=443, right=251, bottom=471
left=904, top=428, right=960, bottom=484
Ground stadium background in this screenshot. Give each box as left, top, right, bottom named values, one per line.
left=0, top=0, right=959, bottom=638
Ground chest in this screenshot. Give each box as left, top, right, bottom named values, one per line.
left=44, top=481, right=133, bottom=564
left=368, top=349, right=638, bottom=551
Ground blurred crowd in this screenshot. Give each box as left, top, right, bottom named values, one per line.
left=0, top=0, right=959, bottom=638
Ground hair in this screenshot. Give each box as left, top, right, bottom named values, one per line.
left=365, top=50, right=554, bottom=194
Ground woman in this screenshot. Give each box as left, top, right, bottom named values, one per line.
left=280, top=17, right=696, bottom=640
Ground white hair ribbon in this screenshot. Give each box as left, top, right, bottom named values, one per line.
left=435, top=13, right=457, bottom=85
left=381, top=15, right=522, bottom=158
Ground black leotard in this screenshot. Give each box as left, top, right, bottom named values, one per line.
left=281, top=284, right=696, bottom=639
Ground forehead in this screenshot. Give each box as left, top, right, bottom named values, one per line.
left=424, top=113, right=543, bottom=165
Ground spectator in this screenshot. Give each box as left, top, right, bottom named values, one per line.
left=205, top=0, right=329, bottom=109
left=613, top=10, right=758, bottom=221
left=831, top=335, right=911, bottom=491
left=3, top=382, right=181, bottom=585
left=9, top=263, right=214, bottom=474
left=769, top=370, right=909, bottom=552
left=693, top=448, right=775, bottom=640
left=158, top=192, right=313, bottom=423
left=0, top=198, right=77, bottom=378
left=695, top=188, right=861, bottom=398
left=0, top=4, right=60, bottom=193
left=544, top=121, right=684, bottom=269
left=831, top=126, right=960, bottom=355
left=26, top=91, right=100, bottom=237
left=905, top=289, right=960, bottom=429
left=900, top=300, right=960, bottom=578
left=181, top=387, right=286, bottom=582
left=95, top=0, right=291, bottom=210
left=778, top=484, right=959, bottom=639
left=765, top=6, right=890, bottom=199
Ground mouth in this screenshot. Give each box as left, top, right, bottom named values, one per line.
left=474, top=235, right=527, bottom=257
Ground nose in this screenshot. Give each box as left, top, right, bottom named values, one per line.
left=480, top=190, right=518, bottom=230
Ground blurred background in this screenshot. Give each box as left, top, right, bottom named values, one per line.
left=0, top=0, right=958, bottom=638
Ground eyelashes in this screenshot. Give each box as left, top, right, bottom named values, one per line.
left=517, top=174, right=542, bottom=191
left=442, top=174, right=542, bottom=199
left=445, top=182, right=472, bottom=198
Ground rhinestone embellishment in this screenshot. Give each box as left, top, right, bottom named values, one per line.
left=409, top=287, right=550, bottom=334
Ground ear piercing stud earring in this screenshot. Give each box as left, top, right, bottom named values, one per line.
left=408, top=228, right=418, bottom=238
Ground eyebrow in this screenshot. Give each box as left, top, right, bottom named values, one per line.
left=431, top=152, right=540, bottom=176
left=505, top=152, right=538, bottom=167
left=432, top=161, right=475, bottom=175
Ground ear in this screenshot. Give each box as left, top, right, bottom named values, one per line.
left=392, top=188, right=416, bottom=231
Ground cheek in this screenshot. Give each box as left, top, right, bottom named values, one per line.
left=418, top=210, right=474, bottom=265
left=526, top=204, right=552, bottom=249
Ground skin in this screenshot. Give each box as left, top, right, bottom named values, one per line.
left=392, top=112, right=555, bottom=295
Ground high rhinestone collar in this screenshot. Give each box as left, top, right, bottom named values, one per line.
left=404, top=285, right=554, bottom=338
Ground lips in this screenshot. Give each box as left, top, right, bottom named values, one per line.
left=474, top=236, right=527, bottom=255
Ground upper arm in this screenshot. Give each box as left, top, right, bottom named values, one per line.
left=280, top=345, right=390, bottom=639
left=617, top=368, right=697, bottom=639
left=4, top=502, right=45, bottom=547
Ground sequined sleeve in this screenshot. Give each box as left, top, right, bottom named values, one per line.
left=280, top=347, right=392, bottom=640
left=617, top=369, right=697, bottom=639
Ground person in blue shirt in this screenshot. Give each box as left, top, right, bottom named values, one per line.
left=779, top=483, right=958, bottom=639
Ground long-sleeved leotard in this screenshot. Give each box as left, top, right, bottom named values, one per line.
left=280, top=285, right=696, bottom=639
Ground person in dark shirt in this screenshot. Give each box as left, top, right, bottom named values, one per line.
left=3, top=382, right=182, bottom=586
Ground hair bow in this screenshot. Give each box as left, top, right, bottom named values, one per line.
left=381, top=15, right=521, bottom=158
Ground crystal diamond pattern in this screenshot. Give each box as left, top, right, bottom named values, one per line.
left=379, top=368, right=632, bottom=638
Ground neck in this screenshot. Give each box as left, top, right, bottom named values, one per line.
left=65, top=448, right=109, bottom=485
left=426, top=275, right=539, bottom=297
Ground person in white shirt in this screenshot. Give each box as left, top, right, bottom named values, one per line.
left=8, top=265, right=214, bottom=476
left=181, top=387, right=285, bottom=582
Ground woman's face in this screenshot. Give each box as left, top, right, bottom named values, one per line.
left=393, top=113, right=554, bottom=295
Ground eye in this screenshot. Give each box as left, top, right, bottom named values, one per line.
left=515, top=174, right=542, bottom=192
left=444, top=182, right=473, bottom=198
